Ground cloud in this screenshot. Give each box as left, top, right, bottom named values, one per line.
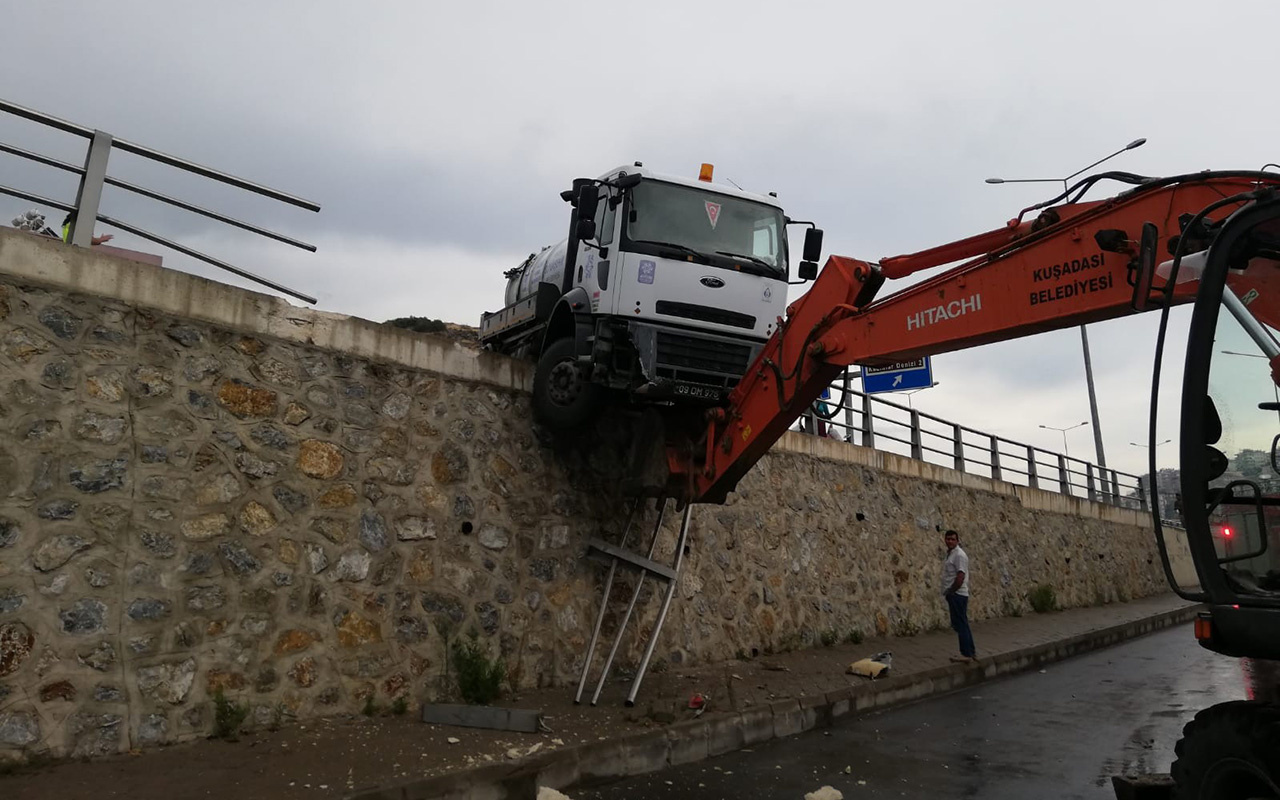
left=3, top=0, right=1277, bottom=477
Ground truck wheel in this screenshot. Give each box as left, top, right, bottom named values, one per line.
left=532, top=337, right=603, bottom=431
left=1171, top=700, right=1280, bottom=799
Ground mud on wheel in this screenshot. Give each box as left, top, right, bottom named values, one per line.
left=1171, top=700, right=1280, bottom=800
left=532, top=337, right=604, bottom=431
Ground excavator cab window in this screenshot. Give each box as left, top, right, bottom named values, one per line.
left=1179, top=197, right=1280, bottom=604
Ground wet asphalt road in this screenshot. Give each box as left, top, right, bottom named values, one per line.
left=576, top=626, right=1251, bottom=800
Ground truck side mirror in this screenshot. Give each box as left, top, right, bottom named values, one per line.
left=803, top=228, right=824, bottom=262
left=614, top=173, right=642, bottom=190
left=576, top=219, right=597, bottom=240
left=798, top=261, right=818, bottom=281
left=576, top=183, right=600, bottom=222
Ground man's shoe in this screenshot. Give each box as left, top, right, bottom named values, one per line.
left=949, top=655, right=970, bottom=663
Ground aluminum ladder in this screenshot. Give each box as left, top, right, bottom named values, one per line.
left=575, top=497, right=694, bottom=707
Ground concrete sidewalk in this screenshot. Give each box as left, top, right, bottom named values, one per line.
left=0, top=594, right=1198, bottom=800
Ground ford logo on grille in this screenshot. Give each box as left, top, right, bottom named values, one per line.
left=699, top=276, right=725, bottom=288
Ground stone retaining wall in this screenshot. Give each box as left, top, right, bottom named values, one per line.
left=0, top=230, right=1171, bottom=759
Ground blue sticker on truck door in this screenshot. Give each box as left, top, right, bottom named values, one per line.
left=638, top=260, right=656, bottom=284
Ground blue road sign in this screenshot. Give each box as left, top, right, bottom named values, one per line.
left=862, top=357, right=934, bottom=394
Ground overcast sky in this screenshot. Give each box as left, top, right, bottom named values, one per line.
left=4, top=0, right=1279, bottom=480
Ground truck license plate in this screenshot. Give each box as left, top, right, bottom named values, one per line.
left=674, top=384, right=718, bottom=400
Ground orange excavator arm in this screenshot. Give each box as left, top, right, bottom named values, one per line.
left=672, top=171, right=1280, bottom=505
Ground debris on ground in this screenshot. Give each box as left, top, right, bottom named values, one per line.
left=847, top=651, right=892, bottom=679
left=804, top=786, right=844, bottom=800
left=537, top=787, right=573, bottom=800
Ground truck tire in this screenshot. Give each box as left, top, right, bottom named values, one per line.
left=532, top=337, right=603, bottom=431
left=1171, top=700, right=1280, bottom=799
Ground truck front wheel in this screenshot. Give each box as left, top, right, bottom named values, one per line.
left=532, top=337, right=604, bottom=431
left=1171, top=700, right=1280, bottom=799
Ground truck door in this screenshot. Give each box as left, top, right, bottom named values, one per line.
left=576, top=186, right=620, bottom=315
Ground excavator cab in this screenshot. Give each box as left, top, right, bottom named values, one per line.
left=1150, top=192, right=1280, bottom=799
left=1169, top=194, right=1280, bottom=657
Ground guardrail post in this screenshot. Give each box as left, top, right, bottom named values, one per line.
left=910, top=410, right=924, bottom=460
left=1110, top=469, right=1120, bottom=505
left=1137, top=476, right=1148, bottom=511
left=861, top=392, right=875, bottom=449
left=842, top=372, right=854, bottom=444
left=953, top=424, right=964, bottom=472
left=802, top=408, right=816, bottom=437
left=990, top=435, right=1002, bottom=481
left=1086, top=463, right=1097, bottom=502
left=69, top=130, right=112, bottom=247
left=1057, top=454, right=1070, bottom=495
left=1027, top=446, right=1039, bottom=489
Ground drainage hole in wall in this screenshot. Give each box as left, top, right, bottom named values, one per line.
left=461, top=521, right=473, bottom=534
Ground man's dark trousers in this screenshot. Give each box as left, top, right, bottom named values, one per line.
left=946, top=593, right=976, bottom=658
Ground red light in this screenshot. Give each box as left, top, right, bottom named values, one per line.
left=1222, top=526, right=1234, bottom=539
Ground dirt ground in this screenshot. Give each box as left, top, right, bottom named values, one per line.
left=0, top=594, right=1192, bottom=800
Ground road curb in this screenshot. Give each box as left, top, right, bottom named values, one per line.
left=348, top=603, right=1201, bottom=800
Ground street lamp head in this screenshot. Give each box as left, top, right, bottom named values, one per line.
left=985, top=178, right=1005, bottom=184
left=1125, top=138, right=1147, bottom=150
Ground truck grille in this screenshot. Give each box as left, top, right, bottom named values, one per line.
left=654, top=301, right=756, bottom=330
left=655, top=330, right=754, bottom=386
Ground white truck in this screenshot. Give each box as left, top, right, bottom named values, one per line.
left=479, top=163, right=823, bottom=430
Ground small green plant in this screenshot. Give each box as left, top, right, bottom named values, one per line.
left=892, top=616, right=921, bottom=638
left=452, top=633, right=505, bottom=705
left=819, top=629, right=838, bottom=648
left=1029, top=584, right=1057, bottom=614
left=362, top=695, right=378, bottom=717
left=844, top=629, right=864, bottom=645
left=650, top=657, right=669, bottom=675
left=391, top=697, right=409, bottom=716
left=211, top=689, right=250, bottom=741
left=734, top=648, right=749, bottom=661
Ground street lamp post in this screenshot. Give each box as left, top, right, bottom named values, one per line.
left=1080, top=326, right=1109, bottom=491
left=902, top=382, right=941, bottom=409
left=987, top=141, right=1146, bottom=497
left=1130, top=439, right=1172, bottom=449
left=1040, top=421, right=1089, bottom=457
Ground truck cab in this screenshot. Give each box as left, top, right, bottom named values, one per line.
left=480, top=163, right=822, bottom=430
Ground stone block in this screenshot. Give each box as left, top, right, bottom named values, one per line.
left=534, top=745, right=581, bottom=791
left=573, top=736, right=625, bottom=785
left=771, top=698, right=804, bottom=739
left=798, top=693, right=832, bottom=731
left=740, top=706, right=775, bottom=746
left=667, top=719, right=710, bottom=766
left=706, top=712, right=746, bottom=756
left=624, top=730, right=671, bottom=777
left=826, top=686, right=854, bottom=720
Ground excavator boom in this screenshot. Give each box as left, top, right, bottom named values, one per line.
left=671, top=172, right=1280, bottom=505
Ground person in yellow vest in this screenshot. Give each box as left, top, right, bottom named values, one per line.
left=61, top=213, right=113, bottom=246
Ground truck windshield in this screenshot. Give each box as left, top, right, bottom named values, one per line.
left=623, top=181, right=786, bottom=279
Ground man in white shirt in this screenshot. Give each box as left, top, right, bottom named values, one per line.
left=941, top=530, right=976, bottom=662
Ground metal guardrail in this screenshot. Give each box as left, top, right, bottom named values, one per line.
left=0, top=98, right=320, bottom=304
left=797, top=370, right=1148, bottom=511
